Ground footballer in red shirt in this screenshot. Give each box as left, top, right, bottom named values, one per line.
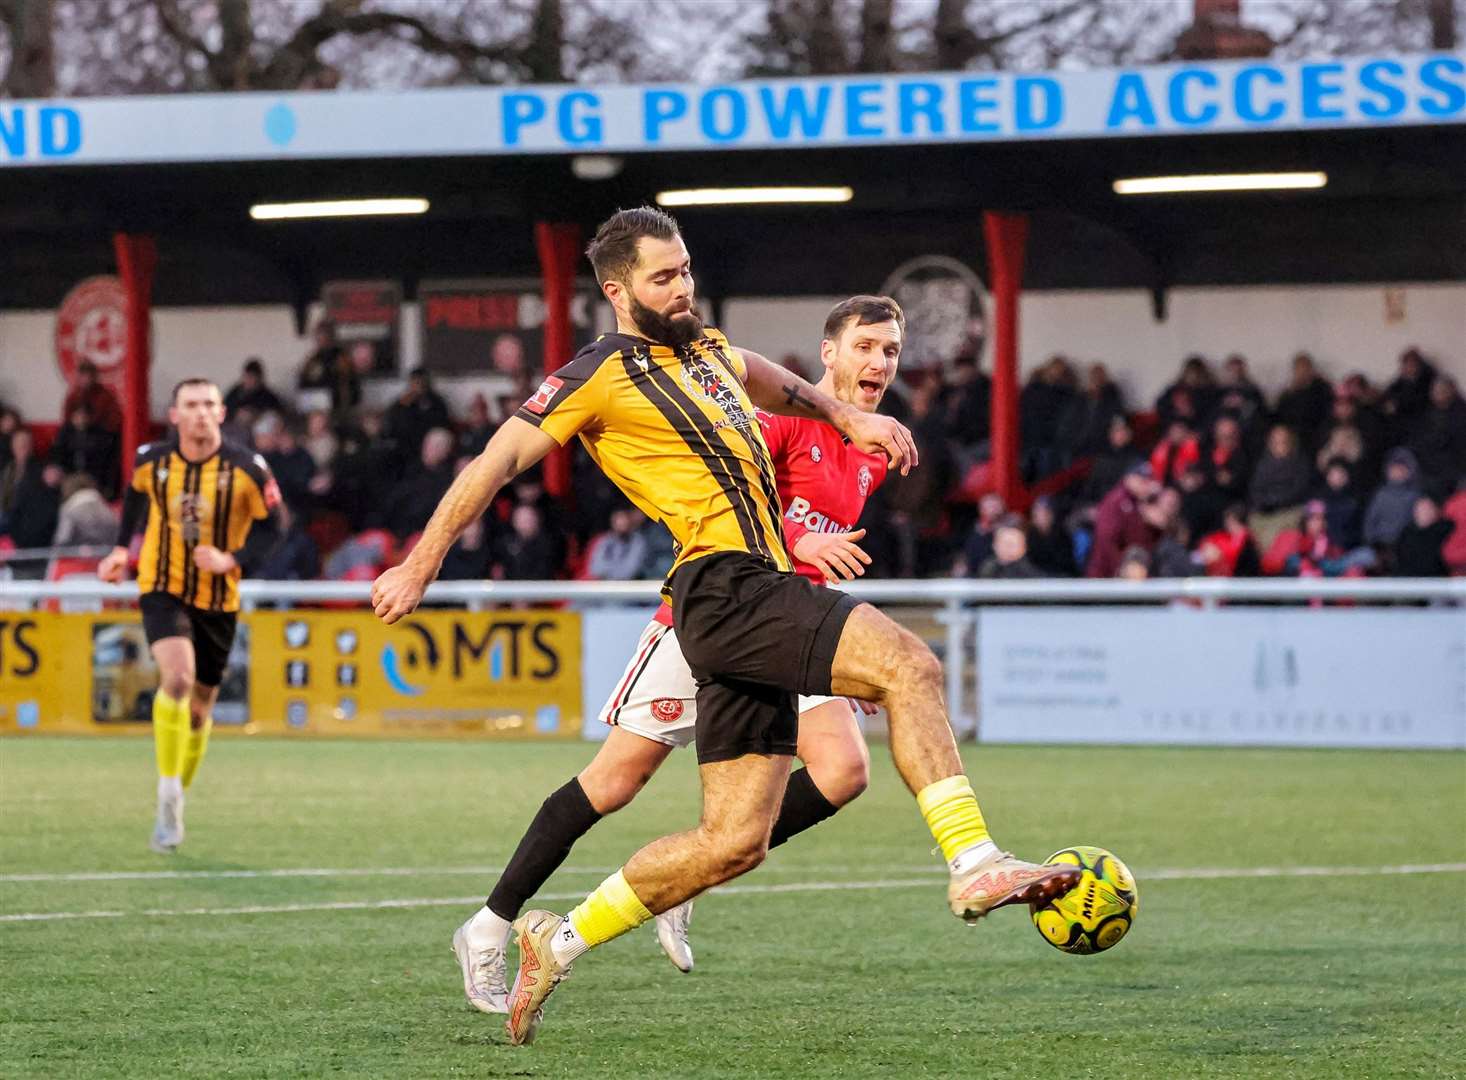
left=457, top=297, right=905, bottom=1004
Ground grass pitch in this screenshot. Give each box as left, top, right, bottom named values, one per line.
left=2, top=737, right=1463, bottom=1078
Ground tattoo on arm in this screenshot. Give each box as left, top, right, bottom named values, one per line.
left=782, top=383, right=819, bottom=412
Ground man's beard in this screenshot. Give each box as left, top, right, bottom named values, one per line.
left=630, top=296, right=705, bottom=347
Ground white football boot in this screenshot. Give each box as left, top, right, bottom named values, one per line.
left=655, top=900, right=695, bottom=973
left=451, top=911, right=510, bottom=1014
left=149, top=788, right=184, bottom=854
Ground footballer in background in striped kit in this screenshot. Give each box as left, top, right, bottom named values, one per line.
left=99, top=378, right=284, bottom=854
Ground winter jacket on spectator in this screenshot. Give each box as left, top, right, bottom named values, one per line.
left=48, top=417, right=120, bottom=499
left=224, top=381, right=284, bottom=418
left=941, top=358, right=991, bottom=448
left=587, top=530, right=649, bottom=581
left=263, top=443, right=316, bottom=514
left=978, top=554, right=1044, bottom=579
left=1248, top=446, right=1312, bottom=512
left=0, top=431, right=36, bottom=515
left=1026, top=517, right=1077, bottom=577
left=385, top=372, right=452, bottom=457
left=1315, top=485, right=1363, bottom=551
left=1382, top=350, right=1436, bottom=424
left=1086, top=477, right=1159, bottom=578
left=1393, top=519, right=1450, bottom=577
left=255, top=525, right=320, bottom=581
left=1056, top=371, right=1123, bottom=459
left=1, top=462, right=62, bottom=548
left=332, top=423, right=405, bottom=529
left=1273, top=357, right=1333, bottom=449
left=494, top=505, right=561, bottom=580
left=1196, top=525, right=1260, bottom=578
left=961, top=522, right=999, bottom=578
left=1407, top=379, right=1466, bottom=496
left=383, top=461, right=455, bottom=540
left=61, top=380, right=123, bottom=434
left=51, top=482, right=119, bottom=547
left=1177, top=467, right=1227, bottom=539
left=438, top=520, right=494, bottom=581
left=1081, top=419, right=1143, bottom=506
left=1150, top=431, right=1200, bottom=486
left=1363, top=448, right=1423, bottom=547
left=1155, top=357, right=1218, bottom=430
left=1018, top=369, right=1073, bottom=458
left=1216, top=358, right=1266, bottom=428
left=1204, top=427, right=1250, bottom=500
left=1151, top=533, right=1197, bottom=578
left=299, top=346, right=361, bottom=416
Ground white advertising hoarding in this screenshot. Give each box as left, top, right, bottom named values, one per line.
left=978, top=607, right=1465, bottom=749
left=3, top=53, right=1462, bottom=167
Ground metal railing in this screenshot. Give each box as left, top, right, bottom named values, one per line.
left=4, top=577, right=1460, bottom=737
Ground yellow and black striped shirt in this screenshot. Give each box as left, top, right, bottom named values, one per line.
left=517, top=328, right=791, bottom=580
left=128, top=439, right=279, bottom=612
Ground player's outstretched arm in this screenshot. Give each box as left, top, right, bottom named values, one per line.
left=736, top=348, right=917, bottom=475
left=371, top=418, right=559, bottom=624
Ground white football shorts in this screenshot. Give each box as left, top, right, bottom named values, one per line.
left=597, top=619, right=846, bottom=749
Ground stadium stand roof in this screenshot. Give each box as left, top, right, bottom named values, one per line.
left=2, top=54, right=1463, bottom=316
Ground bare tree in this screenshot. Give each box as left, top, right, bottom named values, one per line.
left=7, top=0, right=1462, bottom=100
left=24, top=0, right=667, bottom=97
left=0, top=0, right=55, bottom=97
left=1250, top=0, right=1464, bottom=58
left=741, top=0, right=853, bottom=76
left=857, top=0, right=895, bottom=72
left=1427, top=0, right=1458, bottom=47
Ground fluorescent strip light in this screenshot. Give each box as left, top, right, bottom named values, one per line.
left=655, top=186, right=853, bottom=207
left=249, top=198, right=430, bottom=221
left=1113, top=172, right=1327, bottom=195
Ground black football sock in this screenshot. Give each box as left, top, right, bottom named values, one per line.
left=768, top=767, right=840, bottom=849
left=486, top=777, right=602, bottom=921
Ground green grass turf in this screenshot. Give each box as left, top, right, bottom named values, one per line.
left=1, top=737, right=1463, bottom=1079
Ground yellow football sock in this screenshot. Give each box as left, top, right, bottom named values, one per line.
left=916, top=775, right=992, bottom=863
left=151, top=691, right=188, bottom=779
left=180, top=714, right=212, bottom=790
left=567, top=870, right=653, bottom=948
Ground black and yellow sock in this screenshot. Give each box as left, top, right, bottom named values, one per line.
left=487, top=778, right=602, bottom=921
left=567, top=869, right=653, bottom=948
left=916, top=775, right=992, bottom=863
left=768, top=768, right=839, bottom=849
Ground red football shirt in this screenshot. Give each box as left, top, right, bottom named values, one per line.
left=758, top=410, right=888, bottom=584
left=653, top=410, right=890, bottom=625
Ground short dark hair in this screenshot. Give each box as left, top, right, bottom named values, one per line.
left=586, top=206, right=682, bottom=285
left=243, top=358, right=264, bottom=376
left=822, top=295, right=905, bottom=343
left=171, top=377, right=219, bottom=403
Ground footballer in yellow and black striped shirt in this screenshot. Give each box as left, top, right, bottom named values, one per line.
left=99, top=378, right=283, bottom=854
left=375, top=209, right=1077, bottom=1041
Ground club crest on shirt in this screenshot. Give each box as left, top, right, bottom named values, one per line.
left=679, top=351, right=754, bottom=433
left=858, top=464, right=873, bottom=497
left=177, top=492, right=205, bottom=542
left=810, top=445, right=822, bottom=463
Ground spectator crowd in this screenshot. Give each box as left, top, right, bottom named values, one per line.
left=3, top=325, right=1464, bottom=586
